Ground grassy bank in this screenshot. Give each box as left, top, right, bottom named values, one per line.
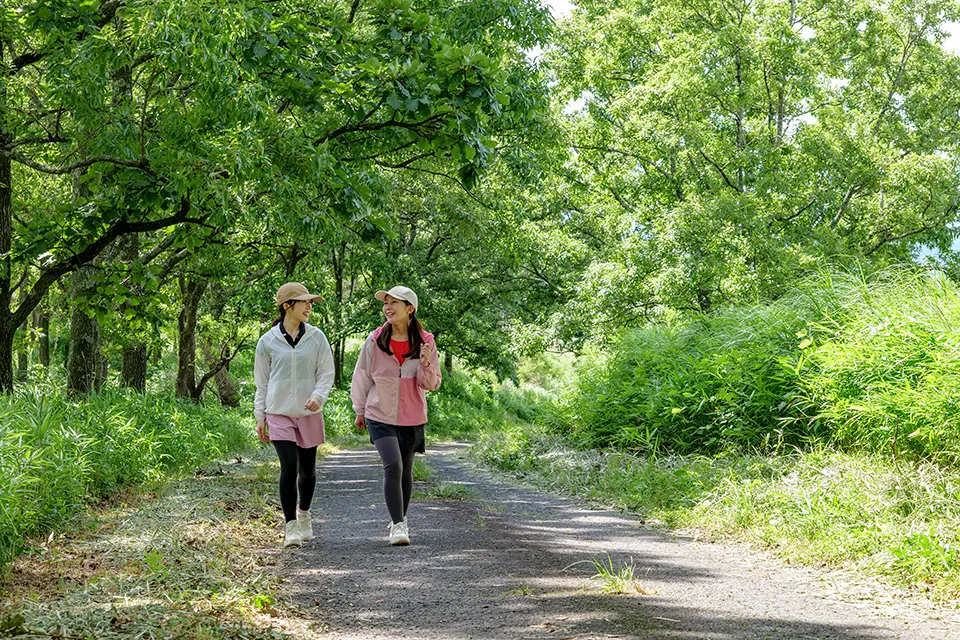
left=0, top=385, right=255, bottom=574
left=474, top=426, right=960, bottom=600
left=2, top=446, right=320, bottom=639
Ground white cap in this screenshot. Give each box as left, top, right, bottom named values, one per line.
left=375, top=286, right=418, bottom=311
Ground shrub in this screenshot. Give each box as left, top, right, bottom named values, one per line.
left=557, top=267, right=960, bottom=461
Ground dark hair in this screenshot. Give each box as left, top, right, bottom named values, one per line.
left=376, top=307, right=424, bottom=359
left=272, top=300, right=293, bottom=326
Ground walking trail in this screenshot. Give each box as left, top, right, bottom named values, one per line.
left=279, top=443, right=960, bottom=639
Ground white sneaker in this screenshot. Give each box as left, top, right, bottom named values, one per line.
left=298, top=510, right=313, bottom=542
left=388, top=520, right=410, bottom=546
left=284, top=519, right=302, bottom=548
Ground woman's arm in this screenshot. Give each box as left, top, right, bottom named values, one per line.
left=350, top=338, right=375, bottom=417
left=310, top=332, right=336, bottom=409
left=417, top=339, right=442, bottom=391
left=253, top=337, right=271, bottom=422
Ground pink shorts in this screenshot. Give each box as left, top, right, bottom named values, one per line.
left=266, top=413, right=326, bottom=449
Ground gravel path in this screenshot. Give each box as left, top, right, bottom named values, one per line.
left=280, top=443, right=960, bottom=639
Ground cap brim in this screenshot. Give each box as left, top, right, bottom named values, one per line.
left=290, top=294, right=323, bottom=302
left=376, top=290, right=413, bottom=305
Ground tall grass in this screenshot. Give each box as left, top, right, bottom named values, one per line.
left=0, top=385, right=254, bottom=573
left=554, top=268, right=960, bottom=462
left=791, top=270, right=960, bottom=462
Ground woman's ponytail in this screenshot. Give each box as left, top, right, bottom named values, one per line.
left=272, top=304, right=286, bottom=327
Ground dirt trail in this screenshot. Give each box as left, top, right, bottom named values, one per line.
left=280, top=443, right=959, bottom=639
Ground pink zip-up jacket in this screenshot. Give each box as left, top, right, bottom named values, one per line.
left=351, top=323, right=442, bottom=426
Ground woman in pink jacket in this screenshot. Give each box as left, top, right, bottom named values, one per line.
left=351, top=286, right=442, bottom=546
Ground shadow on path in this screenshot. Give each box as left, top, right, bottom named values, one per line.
left=281, top=444, right=957, bottom=640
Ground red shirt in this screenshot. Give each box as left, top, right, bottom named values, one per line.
left=390, top=339, right=410, bottom=365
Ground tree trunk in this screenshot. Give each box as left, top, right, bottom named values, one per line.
left=122, top=344, right=147, bottom=392
left=66, top=165, right=103, bottom=394
left=66, top=266, right=101, bottom=394
left=0, top=326, right=13, bottom=393
left=201, top=338, right=239, bottom=406
left=0, top=42, right=13, bottom=391
left=34, top=307, right=49, bottom=368
left=212, top=361, right=239, bottom=407
left=332, top=336, right=346, bottom=388
left=330, top=241, right=347, bottom=387
left=176, top=276, right=206, bottom=399
left=95, top=348, right=108, bottom=391
left=16, top=277, right=28, bottom=380
left=112, top=37, right=148, bottom=392
left=444, top=350, right=453, bottom=374
left=16, top=337, right=27, bottom=381
left=119, top=232, right=148, bottom=391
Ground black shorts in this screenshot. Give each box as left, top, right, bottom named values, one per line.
left=367, top=418, right=426, bottom=454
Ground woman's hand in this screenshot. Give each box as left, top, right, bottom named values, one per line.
left=304, top=396, right=321, bottom=412
left=354, top=414, right=367, bottom=430
left=420, top=342, right=435, bottom=366
left=256, top=420, right=269, bottom=443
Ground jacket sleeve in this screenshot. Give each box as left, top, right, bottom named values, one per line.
left=253, top=336, right=271, bottom=422
left=350, top=338, right=374, bottom=416
left=417, top=338, right=442, bottom=391
left=311, top=332, right=335, bottom=406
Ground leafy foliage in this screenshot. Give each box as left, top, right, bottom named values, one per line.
left=542, top=0, right=960, bottom=336
left=0, top=385, right=254, bottom=571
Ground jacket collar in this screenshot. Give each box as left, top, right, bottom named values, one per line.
left=373, top=321, right=434, bottom=342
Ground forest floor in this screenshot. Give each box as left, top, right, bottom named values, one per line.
left=3, top=443, right=960, bottom=639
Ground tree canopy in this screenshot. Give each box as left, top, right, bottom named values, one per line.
left=4, top=0, right=960, bottom=393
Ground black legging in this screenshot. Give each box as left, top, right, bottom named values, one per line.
left=374, top=436, right=415, bottom=525
left=273, top=440, right=318, bottom=523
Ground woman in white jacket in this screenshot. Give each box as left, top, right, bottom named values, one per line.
left=254, top=282, right=335, bottom=548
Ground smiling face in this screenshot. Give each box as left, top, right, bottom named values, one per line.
left=284, top=299, right=313, bottom=325
left=382, top=295, right=414, bottom=327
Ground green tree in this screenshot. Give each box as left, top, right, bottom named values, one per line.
left=1, top=0, right=555, bottom=392
left=548, top=0, right=960, bottom=323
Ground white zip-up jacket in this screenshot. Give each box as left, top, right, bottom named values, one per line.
left=254, top=323, right=335, bottom=422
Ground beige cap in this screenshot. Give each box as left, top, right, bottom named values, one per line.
left=375, top=286, right=418, bottom=311
left=275, top=282, right=323, bottom=306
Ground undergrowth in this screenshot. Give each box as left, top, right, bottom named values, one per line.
left=550, top=268, right=960, bottom=462
left=0, top=446, right=321, bottom=639
left=0, top=385, right=255, bottom=574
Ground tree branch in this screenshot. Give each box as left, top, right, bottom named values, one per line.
left=574, top=144, right=676, bottom=183
left=193, top=338, right=246, bottom=402
left=13, top=197, right=199, bottom=329
left=374, top=151, right=436, bottom=169
left=317, top=112, right=443, bottom=145
left=383, top=165, right=494, bottom=210
left=830, top=185, right=857, bottom=230
left=2, top=150, right=148, bottom=175
left=697, top=149, right=740, bottom=192
left=9, top=0, right=124, bottom=76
